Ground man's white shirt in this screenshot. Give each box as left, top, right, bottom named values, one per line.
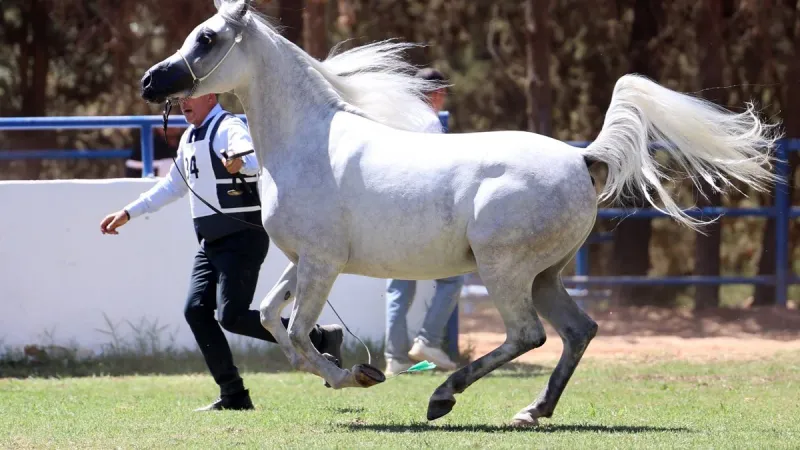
left=124, top=104, right=258, bottom=220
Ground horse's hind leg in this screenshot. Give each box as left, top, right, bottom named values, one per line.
left=426, top=256, right=548, bottom=421
left=511, top=266, right=598, bottom=426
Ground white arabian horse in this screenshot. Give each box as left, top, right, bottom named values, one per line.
left=140, top=0, right=781, bottom=426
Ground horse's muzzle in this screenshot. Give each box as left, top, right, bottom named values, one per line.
left=140, top=56, right=195, bottom=104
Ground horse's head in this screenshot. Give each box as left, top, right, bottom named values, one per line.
left=140, top=0, right=252, bottom=104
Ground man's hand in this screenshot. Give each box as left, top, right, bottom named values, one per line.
left=100, top=210, right=130, bottom=235
left=222, top=155, right=244, bottom=174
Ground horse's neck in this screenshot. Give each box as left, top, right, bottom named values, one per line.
left=235, top=31, right=343, bottom=169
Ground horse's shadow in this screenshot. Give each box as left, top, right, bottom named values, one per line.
left=342, top=422, right=692, bottom=434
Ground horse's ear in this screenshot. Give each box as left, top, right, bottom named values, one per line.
left=213, top=0, right=248, bottom=16
left=235, top=0, right=251, bottom=19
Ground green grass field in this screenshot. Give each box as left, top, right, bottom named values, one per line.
left=2, top=352, right=799, bottom=449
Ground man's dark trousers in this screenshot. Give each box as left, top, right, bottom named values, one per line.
left=183, top=228, right=326, bottom=395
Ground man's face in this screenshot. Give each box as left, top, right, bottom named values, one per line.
left=179, top=94, right=217, bottom=126
left=427, top=88, right=447, bottom=113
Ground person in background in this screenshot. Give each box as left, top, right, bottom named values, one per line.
left=100, top=93, right=344, bottom=411
left=383, top=67, right=464, bottom=376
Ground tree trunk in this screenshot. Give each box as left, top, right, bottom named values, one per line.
left=17, top=0, right=51, bottom=179
left=279, top=0, right=304, bottom=45
left=610, top=0, right=661, bottom=307
left=524, top=0, right=551, bottom=136
left=693, top=0, right=725, bottom=310
left=303, top=0, right=329, bottom=59
left=754, top=0, right=800, bottom=306
left=20, top=0, right=49, bottom=117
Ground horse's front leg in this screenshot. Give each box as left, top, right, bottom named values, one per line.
left=258, top=262, right=314, bottom=373
left=287, top=256, right=370, bottom=389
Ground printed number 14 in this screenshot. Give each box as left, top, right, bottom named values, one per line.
left=184, top=155, right=199, bottom=178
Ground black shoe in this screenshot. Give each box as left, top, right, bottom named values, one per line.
left=318, top=325, right=344, bottom=369
left=194, top=389, right=254, bottom=411
left=318, top=324, right=344, bottom=388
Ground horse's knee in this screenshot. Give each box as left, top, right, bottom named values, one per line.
left=288, top=328, right=306, bottom=348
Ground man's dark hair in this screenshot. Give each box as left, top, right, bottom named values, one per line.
left=415, top=67, right=445, bottom=82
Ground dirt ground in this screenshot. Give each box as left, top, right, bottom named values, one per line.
left=458, top=301, right=800, bottom=364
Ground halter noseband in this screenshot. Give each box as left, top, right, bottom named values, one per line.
left=175, top=32, right=243, bottom=98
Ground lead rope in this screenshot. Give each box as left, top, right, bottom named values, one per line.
left=162, top=100, right=372, bottom=366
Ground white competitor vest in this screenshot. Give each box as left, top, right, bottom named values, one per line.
left=180, top=111, right=263, bottom=242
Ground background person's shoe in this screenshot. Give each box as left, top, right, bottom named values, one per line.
left=384, top=358, right=413, bottom=376
left=408, top=338, right=458, bottom=371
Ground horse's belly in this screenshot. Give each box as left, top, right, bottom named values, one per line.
left=343, top=253, right=476, bottom=280
left=342, top=227, right=476, bottom=279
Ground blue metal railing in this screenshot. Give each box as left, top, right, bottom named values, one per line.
left=0, top=112, right=452, bottom=175
left=0, top=149, right=133, bottom=160
left=0, top=114, right=212, bottom=175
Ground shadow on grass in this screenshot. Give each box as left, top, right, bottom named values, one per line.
left=343, top=422, right=693, bottom=434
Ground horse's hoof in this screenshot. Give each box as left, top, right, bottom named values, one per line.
left=511, top=412, right=539, bottom=427
left=353, top=364, right=385, bottom=387
left=426, top=396, right=456, bottom=421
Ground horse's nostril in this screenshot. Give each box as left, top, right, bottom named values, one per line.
left=141, top=72, right=153, bottom=90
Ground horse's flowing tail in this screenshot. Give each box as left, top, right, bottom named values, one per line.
left=583, top=74, right=783, bottom=230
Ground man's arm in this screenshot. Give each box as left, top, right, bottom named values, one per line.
left=123, top=147, right=189, bottom=219
left=221, top=117, right=259, bottom=176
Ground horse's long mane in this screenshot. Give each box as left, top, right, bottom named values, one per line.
left=219, top=3, right=444, bottom=132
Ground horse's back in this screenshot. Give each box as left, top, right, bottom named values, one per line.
left=330, top=110, right=586, bottom=172
left=328, top=112, right=596, bottom=278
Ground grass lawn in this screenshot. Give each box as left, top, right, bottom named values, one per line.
left=2, top=352, right=799, bottom=449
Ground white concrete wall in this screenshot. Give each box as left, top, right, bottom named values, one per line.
left=0, top=179, right=439, bottom=353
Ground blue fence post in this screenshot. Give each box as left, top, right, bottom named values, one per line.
left=140, top=124, right=155, bottom=178
left=575, top=246, right=589, bottom=277
left=775, top=139, right=790, bottom=307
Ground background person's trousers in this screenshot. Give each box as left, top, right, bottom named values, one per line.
left=183, top=229, right=326, bottom=395
left=384, top=275, right=464, bottom=363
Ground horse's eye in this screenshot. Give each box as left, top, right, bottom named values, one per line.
left=199, top=34, right=213, bottom=46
